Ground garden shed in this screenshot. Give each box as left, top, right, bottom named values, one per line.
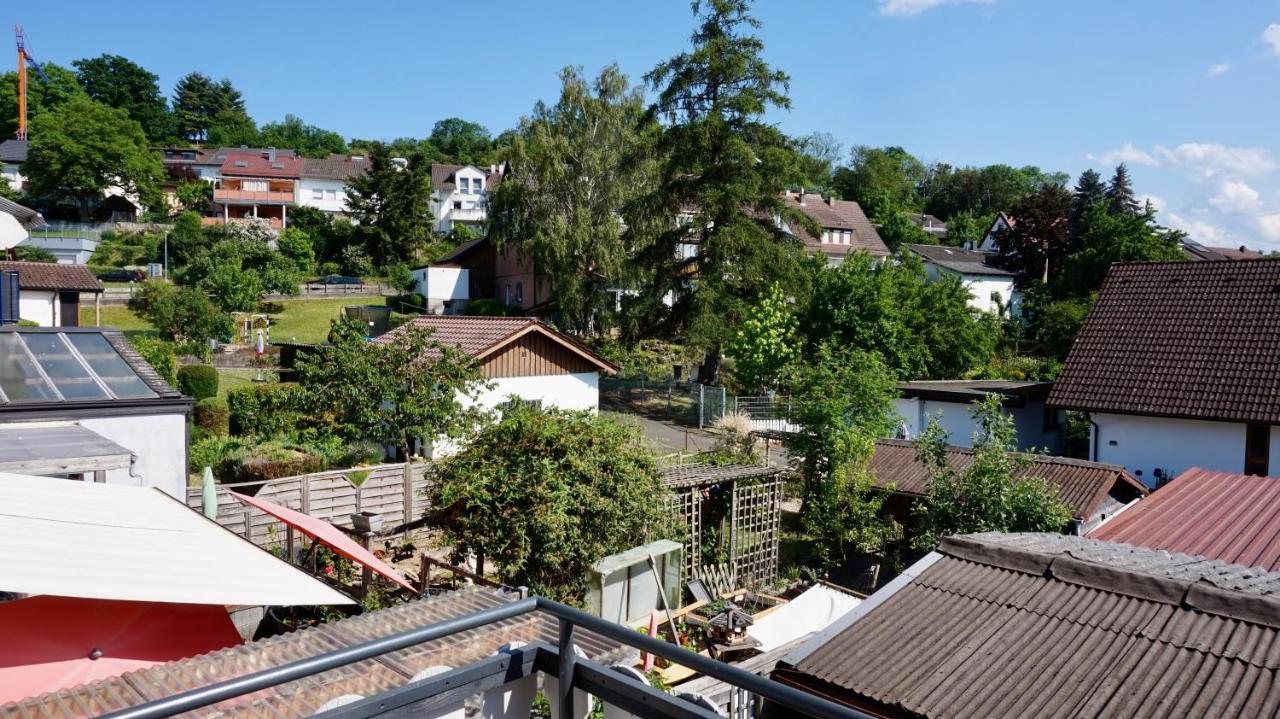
left=661, top=463, right=784, bottom=592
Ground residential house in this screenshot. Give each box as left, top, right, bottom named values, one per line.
left=0, top=139, right=28, bottom=192
left=772, top=532, right=1280, bottom=718
left=1090, top=467, right=1280, bottom=570
left=209, top=148, right=303, bottom=229
left=429, top=163, right=503, bottom=234
left=904, top=212, right=946, bottom=241
left=373, top=316, right=617, bottom=456
left=894, top=379, right=1062, bottom=453
left=974, top=210, right=1014, bottom=252
left=781, top=191, right=889, bottom=265
left=413, top=236, right=494, bottom=312
left=298, top=154, right=368, bottom=215
left=0, top=261, right=103, bottom=326
left=902, top=243, right=1019, bottom=313
left=1181, top=240, right=1265, bottom=261
left=868, top=438, right=1147, bottom=533
left=0, top=326, right=191, bottom=498
left=1048, top=259, right=1280, bottom=485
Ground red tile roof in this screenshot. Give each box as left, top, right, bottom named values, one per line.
left=869, top=439, right=1147, bottom=523
left=218, top=151, right=303, bottom=178
left=782, top=193, right=888, bottom=257
left=1048, top=259, right=1280, bottom=423
left=372, top=316, right=617, bottom=373
left=0, top=261, right=102, bottom=292
left=1090, top=467, right=1280, bottom=571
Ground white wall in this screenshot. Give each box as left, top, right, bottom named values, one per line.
left=895, top=396, right=1060, bottom=453
left=959, top=274, right=1019, bottom=314
left=18, top=290, right=56, bottom=327
left=409, top=266, right=470, bottom=314
left=2, top=163, right=24, bottom=192
left=430, top=166, right=489, bottom=233
left=431, top=372, right=600, bottom=458
left=296, top=177, right=349, bottom=214
left=78, top=413, right=188, bottom=499
left=1090, top=413, right=1254, bottom=487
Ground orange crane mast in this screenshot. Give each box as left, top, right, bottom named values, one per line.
left=14, top=25, right=48, bottom=141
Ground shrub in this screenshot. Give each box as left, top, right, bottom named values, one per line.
left=131, top=337, right=178, bottom=385
left=465, top=298, right=510, bottom=316
left=226, top=384, right=302, bottom=437
left=386, top=293, right=426, bottom=314
left=339, top=440, right=386, bottom=467
left=194, top=397, right=230, bottom=436
left=710, top=412, right=757, bottom=462
left=175, top=339, right=213, bottom=362
left=229, top=442, right=327, bottom=483
left=177, top=364, right=219, bottom=400
left=188, top=435, right=248, bottom=476
left=17, top=318, right=38, bottom=327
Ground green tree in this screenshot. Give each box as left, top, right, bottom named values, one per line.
left=183, top=221, right=300, bottom=308
left=911, top=394, right=1073, bottom=551
left=832, top=145, right=926, bottom=211
left=725, top=283, right=797, bottom=393
left=174, top=180, right=212, bottom=214
left=785, top=344, right=899, bottom=568
left=205, top=108, right=258, bottom=147
left=488, top=64, right=656, bottom=332
left=921, top=163, right=1064, bottom=220
left=128, top=280, right=231, bottom=343
left=24, top=96, right=164, bottom=219
left=12, top=244, right=57, bottom=262
left=345, top=142, right=434, bottom=265
left=199, top=263, right=262, bottom=312
left=431, top=403, right=671, bottom=602
left=876, top=209, right=934, bottom=251
left=1055, top=204, right=1183, bottom=299
left=295, top=318, right=486, bottom=459
left=0, top=62, right=84, bottom=140
left=1069, top=168, right=1106, bottom=241
left=635, top=0, right=814, bottom=383
left=72, top=54, right=170, bottom=141
left=167, top=211, right=206, bottom=267
left=172, top=73, right=246, bottom=142
left=942, top=211, right=991, bottom=249
left=276, top=227, right=316, bottom=274
left=259, top=114, right=347, bottom=158
left=794, top=131, right=843, bottom=192
left=1105, top=163, right=1141, bottom=216
left=428, top=117, right=492, bottom=164
left=800, top=253, right=997, bottom=379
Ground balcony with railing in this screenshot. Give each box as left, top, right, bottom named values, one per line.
left=213, top=188, right=296, bottom=204
left=446, top=205, right=487, bottom=223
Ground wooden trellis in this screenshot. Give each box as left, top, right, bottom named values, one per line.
left=661, top=463, right=783, bottom=590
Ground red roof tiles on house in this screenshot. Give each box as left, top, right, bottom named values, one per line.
left=218, top=151, right=303, bottom=178
left=372, top=316, right=617, bottom=373
left=782, top=193, right=888, bottom=257
left=0, top=262, right=102, bottom=292
left=1047, top=259, right=1280, bottom=423
left=1090, top=467, right=1280, bottom=571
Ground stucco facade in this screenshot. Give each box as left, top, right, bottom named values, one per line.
left=76, top=412, right=190, bottom=499
left=895, top=395, right=1061, bottom=454
left=1089, top=412, right=1280, bottom=487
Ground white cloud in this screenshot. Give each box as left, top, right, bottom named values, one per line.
left=1089, top=143, right=1159, bottom=167
left=1209, top=180, right=1261, bottom=212
left=877, top=0, right=991, bottom=18
left=1264, top=23, right=1280, bottom=57
left=1139, top=194, right=1166, bottom=213
left=1165, top=212, right=1227, bottom=244
left=1154, top=142, right=1277, bottom=178
left=1204, top=62, right=1230, bottom=76
left=1260, top=214, right=1280, bottom=243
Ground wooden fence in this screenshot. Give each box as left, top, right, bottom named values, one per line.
left=186, top=462, right=433, bottom=548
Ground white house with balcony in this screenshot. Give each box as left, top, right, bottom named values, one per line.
left=297, top=155, right=367, bottom=216
left=429, top=164, right=503, bottom=234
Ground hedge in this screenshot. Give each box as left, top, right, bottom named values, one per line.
left=131, top=337, right=179, bottom=385
left=226, top=384, right=302, bottom=437
left=229, top=445, right=327, bottom=484
left=386, top=293, right=426, bottom=314
left=177, top=364, right=219, bottom=400
left=194, top=397, right=230, bottom=436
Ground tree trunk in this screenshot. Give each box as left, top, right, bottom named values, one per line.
left=698, top=347, right=722, bottom=385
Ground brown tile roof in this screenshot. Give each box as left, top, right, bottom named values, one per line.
left=372, top=316, right=617, bottom=373
left=219, top=151, right=303, bottom=179
left=1182, top=241, right=1266, bottom=261
left=782, top=193, right=889, bottom=257
left=0, top=589, right=621, bottom=718
left=1090, top=467, right=1280, bottom=571
left=1047, top=259, right=1280, bottom=423
left=869, top=439, right=1147, bottom=523
left=903, top=243, right=1016, bottom=277
left=775, top=532, right=1280, bottom=719
left=0, top=261, right=102, bottom=292
left=299, top=155, right=369, bottom=181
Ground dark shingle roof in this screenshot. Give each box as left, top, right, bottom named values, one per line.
left=1182, top=241, right=1265, bottom=261
left=868, top=439, right=1147, bottom=523
left=1047, top=259, right=1280, bottom=423
left=904, top=243, right=1015, bottom=277
left=896, top=379, right=1051, bottom=405
left=1090, top=467, right=1280, bottom=571
left=776, top=532, right=1280, bottom=718
left=299, top=155, right=368, bottom=181
left=782, top=193, right=889, bottom=258
left=0, top=261, right=102, bottom=292
left=0, top=139, right=28, bottom=163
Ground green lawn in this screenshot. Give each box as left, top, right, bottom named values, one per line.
left=82, top=297, right=367, bottom=345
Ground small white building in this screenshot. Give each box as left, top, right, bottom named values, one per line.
left=894, top=380, right=1062, bottom=454
left=373, top=316, right=617, bottom=457
left=0, top=139, right=28, bottom=192
left=1049, top=259, right=1280, bottom=486
left=407, top=265, right=470, bottom=314
left=0, top=261, right=103, bottom=327
left=428, top=164, right=502, bottom=234
left=903, top=243, right=1019, bottom=314
left=0, top=327, right=192, bottom=498
left=297, top=155, right=368, bottom=216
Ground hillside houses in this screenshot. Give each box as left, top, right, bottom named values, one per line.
left=780, top=191, right=889, bottom=265
left=902, top=243, right=1019, bottom=313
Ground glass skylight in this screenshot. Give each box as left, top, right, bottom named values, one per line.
left=0, top=331, right=159, bottom=404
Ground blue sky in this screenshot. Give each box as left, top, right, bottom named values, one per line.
left=17, top=1, right=1280, bottom=249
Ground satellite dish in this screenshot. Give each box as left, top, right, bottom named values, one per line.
left=0, top=212, right=29, bottom=252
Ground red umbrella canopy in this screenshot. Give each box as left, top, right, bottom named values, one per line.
left=0, top=595, right=242, bottom=703
left=229, top=491, right=418, bottom=594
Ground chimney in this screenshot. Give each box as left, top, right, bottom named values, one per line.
left=265, top=147, right=277, bottom=162
left=798, top=188, right=806, bottom=206
left=827, top=195, right=836, bottom=207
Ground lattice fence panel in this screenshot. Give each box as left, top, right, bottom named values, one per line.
left=730, top=476, right=782, bottom=588
left=664, top=487, right=702, bottom=583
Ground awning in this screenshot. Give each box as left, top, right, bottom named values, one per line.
left=747, top=585, right=861, bottom=652
left=0, top=423, right=133, bottom=475
left=0, top=595, right=242, bottom=704
left=230, top=491, right=418, bottom=594
left=0, top=472, right=353, bottom=606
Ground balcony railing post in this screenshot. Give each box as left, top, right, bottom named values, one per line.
left=557, top=618, right=577, bottom=719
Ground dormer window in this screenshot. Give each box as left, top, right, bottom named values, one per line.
left=459, top=178, right=470, bottom=193
left=234, top=160, right=248, bottom=168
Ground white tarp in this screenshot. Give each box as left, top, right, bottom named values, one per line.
left=0, top=472, right=353, bottom=606
left=747, top=585, right=861, bottom=652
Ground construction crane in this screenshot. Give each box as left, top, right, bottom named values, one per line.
left=14, top=25, right=48, bottom=141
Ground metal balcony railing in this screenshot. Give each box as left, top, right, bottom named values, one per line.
left=214, top=189, right=296, bottom=203
left=100, top=596, right=870, bottom=719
